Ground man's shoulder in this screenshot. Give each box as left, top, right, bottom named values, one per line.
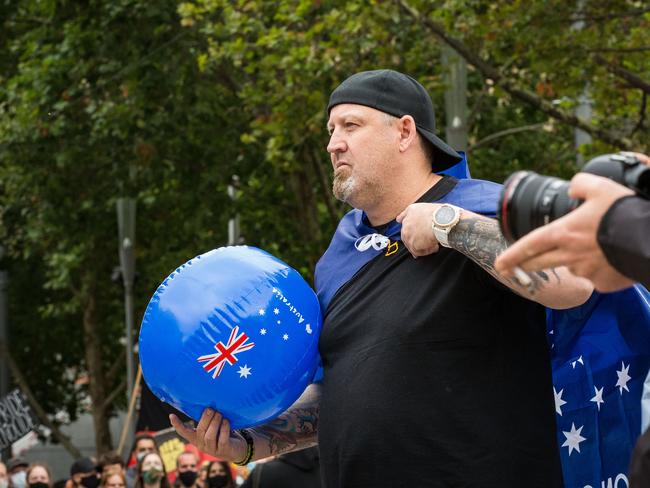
left=437, top=177, right=503, bottom=217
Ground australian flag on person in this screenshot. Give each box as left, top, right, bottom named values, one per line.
left=314, top=153, right=650, bottom=487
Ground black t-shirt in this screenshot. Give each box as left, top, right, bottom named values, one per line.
left=317, top=182, right=564, bottom=488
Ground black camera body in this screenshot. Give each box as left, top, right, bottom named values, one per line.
left=498, top=153, right=650, bottom=243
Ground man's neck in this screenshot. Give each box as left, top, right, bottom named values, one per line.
left=364, top=172, right=442, bottom=226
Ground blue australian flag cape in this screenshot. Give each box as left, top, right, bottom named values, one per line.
left=314, top=156, right=650, bottom=487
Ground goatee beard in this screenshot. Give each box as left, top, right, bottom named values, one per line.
left=333, top=171, right=354, bottom=203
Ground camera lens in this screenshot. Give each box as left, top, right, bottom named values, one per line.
left=498, top=171, right=579, bottom=242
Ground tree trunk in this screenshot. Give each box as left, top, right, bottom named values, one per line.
left=80, top=272, right=113, bottom=454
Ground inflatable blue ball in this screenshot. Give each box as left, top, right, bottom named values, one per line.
left=139, top=246, right=322, bottom=429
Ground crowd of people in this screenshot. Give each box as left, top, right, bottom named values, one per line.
left=0, top=433, right=320, bottom=488
left=0, top=435, right=235, bottom=488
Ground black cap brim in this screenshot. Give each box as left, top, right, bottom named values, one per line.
left=417, top=126, right=463, bottom=171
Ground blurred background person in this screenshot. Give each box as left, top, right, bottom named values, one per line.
left=174, top=453, right=199, bottom=488
left=25, top=464, right=52, bottom=488
left=0, top=462, right=8, bottom=488
left=127, top=435, right=159, bottom=488
left=133, top=453, right=170, bottom=488
left=197, top=463, right=208, bottom=488
left=98, top=452, right=125, bottom=476
left=7, top=458, right=28, bottom=488
left=203, top=462, right=233, bottom=488
left=69, top=458, right=98, bottom=488
left=100, top=470, right=126, bottom=488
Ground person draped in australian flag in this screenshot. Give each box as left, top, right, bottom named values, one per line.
left=171, top=69, right=595, bottom=487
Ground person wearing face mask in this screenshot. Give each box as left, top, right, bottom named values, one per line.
left=7, top=458, right=28, bottom=488
left=203, top=462, right=234, bottom=488
left=69, top=458, right=99, bottom=488
left=173, top=453, right=199, bottom=488
left=126, top=435, right=159, bottom=488
left=134, top=453, right=170, bottom=488
left=26, top=464, right=52, bottom=488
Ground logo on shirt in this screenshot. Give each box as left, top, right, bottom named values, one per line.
left=354, top=233, right=399, bottom=257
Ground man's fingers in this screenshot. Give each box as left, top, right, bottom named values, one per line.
left=496, top=225, right=560, bottom=272
left=204, top=411, right=223, bottom=452
left=217, top=418, right=232, bottom=452
left=195, top=408, right=216, bottom=440
left=395, top=208, right=407, bottom=223
left=170, top=414, right=195, bottom=443
left=515, top=249, right=574, bottom=275
left=568, top=173, right=606, bottom=200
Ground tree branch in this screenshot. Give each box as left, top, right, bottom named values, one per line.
left=587, top=46, right=650, bottom=54
left=568, top=8, right=650, bottom=22
left=395, top=0, right=634, bottom=150
left=104, top=349, right=125, bottom=387
left=102, top=378, right=126, bottom=412
left=0, top=341, right=82, bottom=458
left=469, top=123, right=546, bottom=151
left=593, top=54, right=650, bottom=95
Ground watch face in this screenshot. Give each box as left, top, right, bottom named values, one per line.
left=436, top=206, right=456, bottom=225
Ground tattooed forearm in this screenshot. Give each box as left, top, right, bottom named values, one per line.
left=249, top=407, right=319, bottom=455
left=245, top=384, right=320, bottom=457
left=448, top=216, right=559, bottom=295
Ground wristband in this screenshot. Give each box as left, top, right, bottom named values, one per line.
left=234, top=428, right=254, bottom=466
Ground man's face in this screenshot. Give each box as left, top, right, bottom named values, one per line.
left=327, top=104, right=399, bottom=209
left=177, top=453, right=198, bottom=473
left=135, top=439, right=156, bottom=460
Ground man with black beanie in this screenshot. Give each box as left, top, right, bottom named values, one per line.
left=172, top=69, right=594, bottom=487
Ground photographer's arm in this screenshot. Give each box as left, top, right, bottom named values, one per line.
left=397, top=203, right=593, bottom=309
left=170, top=382, right=320, bottom=462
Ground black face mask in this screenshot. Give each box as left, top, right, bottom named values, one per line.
left=79, top=475, right=99, bottom=488
left=29, top=482, right=49, bottom=488
left=207, top=475, right=229, bottom=488
left=178, top=472, right=198, bottom=487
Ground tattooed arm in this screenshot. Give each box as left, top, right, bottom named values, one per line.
left=396, top=203, right=593, bottom=309
left=171, top=383, right=320, bottom=461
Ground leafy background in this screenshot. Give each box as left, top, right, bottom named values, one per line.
left=0, top=0, right=647, bottom=453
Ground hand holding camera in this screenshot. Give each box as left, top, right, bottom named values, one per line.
left=495, top=152, right=650, bottom=292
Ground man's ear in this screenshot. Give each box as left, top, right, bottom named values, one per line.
left=397, top=115, right=418, bottom=152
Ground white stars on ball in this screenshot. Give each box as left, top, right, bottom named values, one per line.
left=283, top=334, right=289, bottom=341
left=260, top=328, right=267, bottom=335
left=238, top=365, right=252, bottom=378
left=273, top=308, right=280, bottom=315
left=258, top=308, right=265, bottom=316
left=562, top=423, right=586, bottom=456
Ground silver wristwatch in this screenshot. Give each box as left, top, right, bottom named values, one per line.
left=431, top=204, right=462, bottom=248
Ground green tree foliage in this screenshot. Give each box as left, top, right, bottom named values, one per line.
left=0, top=0, right=249, bottom=453
left=0, top=0, right=647, bottom=453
